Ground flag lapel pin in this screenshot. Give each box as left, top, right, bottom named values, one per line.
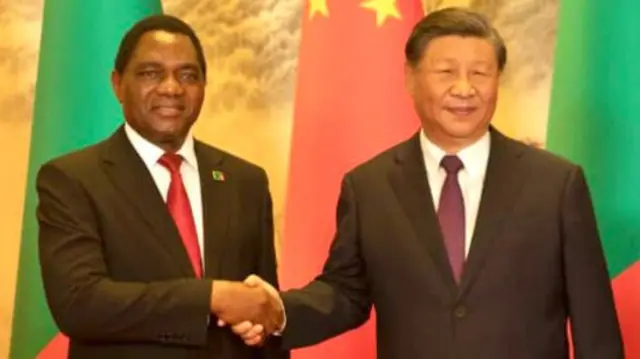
left=212, top=170, right=225, bottom=182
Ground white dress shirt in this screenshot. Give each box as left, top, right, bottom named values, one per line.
left=419, top=129, right=491, bottom=257
left=124, top=123, right=205, bottom=264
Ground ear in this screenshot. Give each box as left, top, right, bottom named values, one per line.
left=111, top=70, right=124, bottom=103
left=404, top=62, right=416, bottom=96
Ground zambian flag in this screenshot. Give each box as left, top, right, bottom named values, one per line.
left=9, top=1, right=162, bottom=358
left=547, top=1, right=640, bottom=358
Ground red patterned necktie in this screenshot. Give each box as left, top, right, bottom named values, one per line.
left=438, top=155, right=465, bottom=283
left=158, top=153, right=203, bottom=278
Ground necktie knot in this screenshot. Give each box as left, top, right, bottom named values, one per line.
left=158, top=153, right=183, bottom=174
left=441, top=155, right=463, bottom=175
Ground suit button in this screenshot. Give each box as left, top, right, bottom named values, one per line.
left=454, top=305, right=467, bottom=318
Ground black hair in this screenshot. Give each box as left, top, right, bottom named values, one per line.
left=405, top=7, right=507, bottom=71
left=114, top=14, right=207, bottom=76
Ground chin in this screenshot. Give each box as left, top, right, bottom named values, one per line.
left=145, top=121, right=181, bottom=137
left=160, top=128, right=190, bottom=141
left=152, top=118, right=188, bottom=132
left=442, top=123, right=482, bottom=139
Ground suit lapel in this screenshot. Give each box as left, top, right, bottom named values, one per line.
left=458, top=129, right=527, bottom=297
left=389, top=133, right=458, bottom=296
left=195, top=141, right=232, bottom=279
left=100, top=127, right=195, bottom=277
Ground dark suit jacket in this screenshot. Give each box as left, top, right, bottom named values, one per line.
left=37, top=126, right=290, bottom=359
left=280, top=129, right=623, bottom=359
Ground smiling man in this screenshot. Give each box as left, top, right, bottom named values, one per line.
left=230, top=7, right=624, bottom=359
left=35, top=15, right=288, bottom=359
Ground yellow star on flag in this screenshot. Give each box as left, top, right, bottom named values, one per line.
left=360, top=0, right=402, bottom=26
left=309, top=0, right=329, bottom=19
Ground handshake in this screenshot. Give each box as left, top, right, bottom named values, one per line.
left=210, top=275, right=284, bottom=346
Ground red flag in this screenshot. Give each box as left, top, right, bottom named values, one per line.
left=280, top=1, right=423, bottom=358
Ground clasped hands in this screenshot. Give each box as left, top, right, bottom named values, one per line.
left=210, top=275, right=283, bottom=345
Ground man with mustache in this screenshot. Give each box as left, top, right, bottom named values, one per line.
left=36, top=14, right=288, bottom=359
left=230, top=7, right=624, bottom=359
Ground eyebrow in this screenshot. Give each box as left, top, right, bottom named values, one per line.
left=429, top=58, right=494, bottom=68
left=178, top=63, right=200, bottom=72
left=133, top=61, right=201, bottom=72
left=133, top=61, right=163, bottom=70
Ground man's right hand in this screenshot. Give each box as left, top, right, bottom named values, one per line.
left=210, top=279, right=284, bottom=336
left=223, top=275, right=286, bottom=346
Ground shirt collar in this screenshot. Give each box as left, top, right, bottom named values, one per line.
left=124, top=123, right=198, bottom=171
left=419, top=129, right=490, bottom=179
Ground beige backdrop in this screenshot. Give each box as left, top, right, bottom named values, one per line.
left=0, top=1, right=44, bottom=357
left=0, top=0, right=556, bottom=357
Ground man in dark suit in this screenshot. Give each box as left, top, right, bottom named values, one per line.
left=37, top=15, right=288, bottom=359
left=229, top=7, right=624, bottom=359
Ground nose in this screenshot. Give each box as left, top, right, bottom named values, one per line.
left=157, top=75, right=184, bottom=96
left=450, top=76, right=475, bottom=98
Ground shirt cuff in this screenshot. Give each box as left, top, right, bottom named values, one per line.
left=272, top=296, right=287, bottom=336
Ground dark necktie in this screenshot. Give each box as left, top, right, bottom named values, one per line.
left=437, top=155, right=465, bottom=283
left=158, top=153, right=203, bottom=278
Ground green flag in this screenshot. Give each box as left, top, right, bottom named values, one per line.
left=10, top=1, right=162, bottom=358
left=547, top=1, right=639, bottom=357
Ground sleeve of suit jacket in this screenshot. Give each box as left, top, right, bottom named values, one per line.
left=561, top=166, right=624, bottom=358
left=254, top=171, right=290, bottom=359
left=279, top=174, right=372, bottom=349
left=37, top=161, right=213, bottom=346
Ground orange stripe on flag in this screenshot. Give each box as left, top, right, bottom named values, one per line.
left=37, top=333, right=68, bottom=359
left=612, top=261, right=640, bottom=358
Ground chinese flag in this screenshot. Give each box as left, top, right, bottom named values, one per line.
left=280, top=1, right=424, bottom=358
